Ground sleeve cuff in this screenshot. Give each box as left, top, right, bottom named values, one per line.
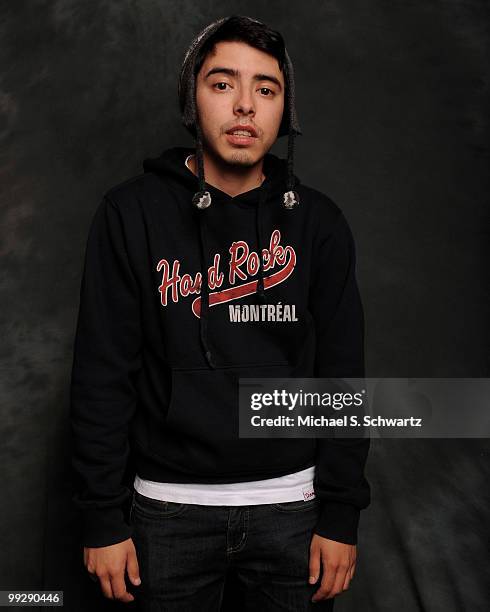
left=314, top=501, right=361, bottom=545
left=82, top=506, right=133, bottom=548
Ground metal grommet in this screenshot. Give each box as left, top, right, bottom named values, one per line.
left=193, top=190, right=212, bottom=209
left=283, top=190, right=300, bottom=209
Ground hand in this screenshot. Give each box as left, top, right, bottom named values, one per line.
left=84, top=538, right=141, bottom=602
left=308, top=534, right=356, bottom=602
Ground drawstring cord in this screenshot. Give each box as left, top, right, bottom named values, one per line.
left=255, top=181, right=270, bottom=305
left=197, top=209, right=216, bottom=369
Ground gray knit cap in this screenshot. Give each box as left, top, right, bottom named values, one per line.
left=177, top=15, right=302, bottom=210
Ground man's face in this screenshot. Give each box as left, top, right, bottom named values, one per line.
left=195, top=40, right=285, bottom=167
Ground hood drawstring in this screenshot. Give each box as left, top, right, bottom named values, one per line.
left=196, top=208, right=216, bottom=369
left=255, top=181, right=270, bottom=305
left=191, top=123, right=212, bottom=210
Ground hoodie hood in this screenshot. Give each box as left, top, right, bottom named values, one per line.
left=143, top=146, right=301, bottom=370
left=143, top=146, right=300, bottom=204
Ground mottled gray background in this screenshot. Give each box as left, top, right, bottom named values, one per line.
left=1, top=1, right=489, bottom=610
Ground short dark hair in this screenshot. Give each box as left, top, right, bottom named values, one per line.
left=193, top=15, right=287, bottom=78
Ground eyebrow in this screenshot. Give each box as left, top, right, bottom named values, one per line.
left=204, top=66, right=283, bottom=90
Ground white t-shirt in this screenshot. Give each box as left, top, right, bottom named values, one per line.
left=134, top=154, right=316, bottom=506
left=134, top=465, right=316, bottom=505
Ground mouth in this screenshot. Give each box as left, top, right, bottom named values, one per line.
left=225, top=125, right=258, bottom=146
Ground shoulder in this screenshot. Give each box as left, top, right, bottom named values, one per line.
left=297, top=182, right=347, bottom=229
left=103, top=172, right=165, bottom=213
left=296, top=183, right=360, bottom=255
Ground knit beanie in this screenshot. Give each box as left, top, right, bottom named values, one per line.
left=177, top=15, right=302, bottom=210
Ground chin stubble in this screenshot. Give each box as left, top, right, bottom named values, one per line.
left=228, top=151, right=255, bottom=166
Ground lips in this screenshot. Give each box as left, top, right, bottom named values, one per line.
left=225, top=124, right=258, bottom=137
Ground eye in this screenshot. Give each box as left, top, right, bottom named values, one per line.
left=213, top=82, right=231, bottom=91
left=259, top=87, right=274, bottom=96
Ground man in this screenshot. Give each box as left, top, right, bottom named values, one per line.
left=70, top=15, right=370, bottom=611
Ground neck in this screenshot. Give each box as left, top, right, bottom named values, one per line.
left=188, top=148, right=265, bottom=197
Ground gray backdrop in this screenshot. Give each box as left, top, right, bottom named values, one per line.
left=1, top=1, right=489, bottom=611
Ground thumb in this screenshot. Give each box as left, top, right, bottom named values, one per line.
left=308, top=541, right=321, bottom=584
left=126, top=548, right=141, bottom=586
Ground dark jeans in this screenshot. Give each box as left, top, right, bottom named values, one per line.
left=129, top=490, right=334, bottom=611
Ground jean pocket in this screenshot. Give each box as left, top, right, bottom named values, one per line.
left=132, top=491, right=188, bottom=519
left=271, top=498, right=320, bottom=512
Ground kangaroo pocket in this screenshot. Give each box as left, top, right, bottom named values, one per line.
left=149, top=361, right=315, bottom=479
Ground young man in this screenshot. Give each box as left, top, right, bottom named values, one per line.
left=70, top=15, right=370, bottom=611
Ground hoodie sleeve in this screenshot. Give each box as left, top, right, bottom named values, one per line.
left=70, top=195, right=141, bottom=548
left=308, top=209, right=371, bottom=545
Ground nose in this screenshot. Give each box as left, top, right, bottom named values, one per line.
left=233, top=86, right=255, bottom=118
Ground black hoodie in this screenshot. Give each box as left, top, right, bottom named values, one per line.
left=70, top=146, right=371, bottom=548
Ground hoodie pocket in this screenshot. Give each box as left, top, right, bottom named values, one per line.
left=167, top=361, right=291, bottom=439
left=149, top=361, right=315, bottom=478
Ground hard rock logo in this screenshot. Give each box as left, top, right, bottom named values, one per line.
left=156, top=229, right=297, bottom=318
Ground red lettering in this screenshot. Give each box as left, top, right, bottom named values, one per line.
left=229, top=241, right=249, bottom=284
left=208, top=254, right=224, bottom=290
left=156, top=259, right=180, bottom=306
left=157, top=229, right=296, bottom=308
